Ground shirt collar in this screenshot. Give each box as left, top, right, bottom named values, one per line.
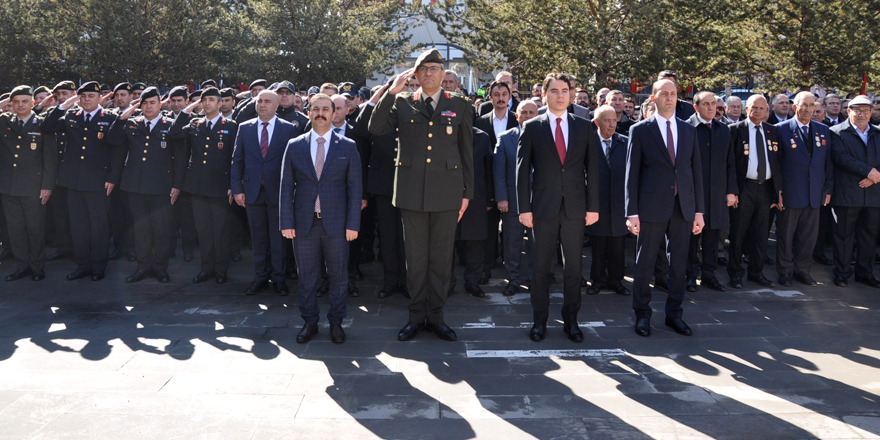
left=696, top=115, right=712, bottom=125
left=418, top=87, right=443, bottom=105
left=146, top=114, right=162, bottom=128
left=599, top=132, right=614, bottom=143
left=85, top=107, right=100, bottom=119
left=797, top=119, right=811, bottom=131
left=258, top=116, right=277, bottom=127
left=205, top=113, right=222, bottom=127
left=15, top=112, right=34, bottom=126
left=748, top=119, right=762, bottom=131
left=492, top=111, right=508, bottom=123
left=310, top=129, right=332, bottom=145
left=655, top=113, right=674, bottom=127
left=853, top=121, right=870, bottom=136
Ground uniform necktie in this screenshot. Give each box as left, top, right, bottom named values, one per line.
left=555, top=117, right=566, bottom=164
left=207, top=121, right=213, bottom=132
left=85, top=113, right=91, bottom=124
left=146, top=121, right=151, bottom=133
left=666, top=120, right=677, bottom=195
left=756, top=124, right=766, bottom=183
left=260, top=122, right=269, bottom=158
left=425, top=97, right=434, bottom=118
left=602, top=139, right=612, bottom=166
left=18, top=120, right=23, bottom=131
left=315, top=137, right=326, bottom=213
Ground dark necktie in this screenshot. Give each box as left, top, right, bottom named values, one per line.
left=756, top=124, right=766, bottom=184
left=85, top=113, right=91, bottom=124
left=146, top=121, right=151, bottom=133
left=260, top=122, right=269, bottom=158
left=801, top=125, right=813, bottom=155
left=18, top=120, right=23, bottom=131
left=207, top=121, right=213, bottom=132
left=555, top=118, right=566, bottom=164
left=602, top=139, right=612, bottom=166
left=333, top=126, right=342, bottom=135
left=666, top=120, right=677, bottom=195
left=425, top=97, right=434, bottom=118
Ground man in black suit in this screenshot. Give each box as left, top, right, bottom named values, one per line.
left=478, top=71, right=519, bottom=116
left=823, top=94, right=844, bottom=126
left=657, top=70, right=695, bottom=120
left=685, top=92, right=738, bottom=292
left=625, top=79, right=705, bottom=338
left=727, top=95, right=783, bottom=289
left=767, top=94, right=791, bottom=125
left=606, top=90, right=635, bottom=136
left=517, top=72, right=600, bottom=343
left=585, top=106, right=630, bottom=296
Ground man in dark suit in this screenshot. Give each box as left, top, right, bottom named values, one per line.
left=169, top=87, right=239, bottom=284
left=727, top=95, right=783, bottom=288
left=477, top=71, right=519, bottom=117
left=0, top=86, right=57, bottom=281
left=767, top=94, right=791, bottom=125
left=280, top=93, right=362, bottom=344
left=517, top=72, right=600, bottom=342
left=41, top=81, right=123, bottom=281
left=823, top=94, right=844, bottom=126
left=369, top=49, right=474, bottom=343
left=107, top=87, right=186, bottom=284
left=586, top=105, right=630, bottom=296
left=657, top=70, right=695, bottom=120
left=494, top=100, right=539, bottom=296
left=606, top=90, right=635, bottom=136
left=685, top=92, right=737, bottom=292
left=828, top=96, right=880, bottom=287
left=775, top=92, right=834, bottom=287
left=625, top=79, right=705, bottom=338
left=231, top=90, right=298, bottom=295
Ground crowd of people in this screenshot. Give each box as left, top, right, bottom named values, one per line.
left=1, top=48, right=879, bottom=343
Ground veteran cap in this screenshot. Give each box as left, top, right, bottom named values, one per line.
left=307, top=86, right=319, bottom=96
left=275, top=81, right=295, bottom=92
left=848, top=95, right=873, bottom=108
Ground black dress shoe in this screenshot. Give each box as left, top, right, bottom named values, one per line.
left=67, top=269, right=91, bottom=281
left=665, top=317, right=693, bottom=336
left=378, top=285, right=394, bottom=298
left=778, top=275, right=792, bottom=287
left=246, top=280, right=269, bottom=295
left=31, top=270, right=45, bottom=281
left=503, top=283, right=518, bottom=296
left=399, top=285, right=411, bottom=299
left=215, top=273, right=228, bottom=284
left=126, top=252, right=136, bottom=262
left=230, top=251, right=242, bottom=262
left=192, top=271, right=215, bottom=284
left=155, top=270, right=170, bottom=283
left=813, top=254, right=833, bottom=266
left=46, top=250, right=71, bottom=261
left=685, top=278, right=698, bottom=292
left=748, top=273, right=776, bottom=287
left=125, top=270, right=152, bottom=283
left=431, top=322, right=457, bottom=341
left=610, top=283, right=631, bottom=295
left=296, top=323, right=318, bottom=343
left=563, top=322, right=584, bottom=342
left=704, top=277, right=727, bottom=292
left=398, top=322, right=425, bottom=341
left=635, top=318, right=651, bottom=337
left=316, top=278, right=329, bottom=297
left=183, top=252, right=194, bottom=262
left=717, top=256, right=729, bottom=266
left=529, top=323, right=547, bottom=341
left=464, top=283, right=486, bottom=298
left=654, top=278, right=669, bottom=292
left=108, top=249, right=123, bottom=261
left=793, top=272, right=818, bottom=287
left=348, top=280, right=360, bottom=297
left=90, top=271, right=105, bottom=281
left=478, top=270, right=490, bottom=285
left=330, top=323, right=346, bottom=344
left=730, top=278, right=743, bottom=289
left=833, top=275, right=848, bottom=287
left=5, top=268, right=32, bottom=282
left=586, top=283, right=602, bottom=295
left=274, top=281, right=290, bottom=296
left=855, top=275, right=880, bottom=288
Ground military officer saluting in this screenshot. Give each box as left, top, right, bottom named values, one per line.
left=369, top=48, right=475, bottom=342
left=108, top=87, right=186, bottom=284
left=169, top=87, right=239, bottom=284
left=41, top=81, right=123, bottom=281
left=131, top=83, right=146, bottom=102
left=0, top=86, right=57, bottom=281
left=39, top=81, right=77, bottom=262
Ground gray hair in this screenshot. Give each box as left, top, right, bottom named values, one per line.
left=725, top=96, right=743, bottom=105
left=593, top=104, right=617, bottom=121
left=771, top=94, right=790, bottom=106
left=823, top=93, right=840, bottom=105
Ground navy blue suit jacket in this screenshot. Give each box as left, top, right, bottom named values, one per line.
left=775, top=119, right=833, bottom=209
left=586, top=132, right=629, bottom=237
left=279, top=131, right=362, bottom=237
left=231, top=117, right=298, bottom=204
left=625, top=115, right=705, bottom=222
left=493, top=126, right=522, bottom=213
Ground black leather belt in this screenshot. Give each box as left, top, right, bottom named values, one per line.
left=745, top=178, right=766, bottom=184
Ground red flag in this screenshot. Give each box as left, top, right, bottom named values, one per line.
left=862, top=72, right=868, bottom=95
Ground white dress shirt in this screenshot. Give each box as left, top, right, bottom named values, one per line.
left=547, top=111, right=569, bottom=149
left=746, top=120, right=771, bottom=180
left=654, top=113, right=678, bottom=155
left=332, top=123, right=347, bottom=138
left=309, top=130, right=332, bottom=166
left=256, top=116, right=277, bottom=144
left=204, top=113, right=222, bottom=131
left=492, top=111, right=509, bottom=140
left=145, top=115, right=162, bottom=132
left=599, top=133, right=613, bottom=157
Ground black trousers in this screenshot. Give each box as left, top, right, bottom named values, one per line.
left=813, top=205, right=833, bottom=258
left=190, top=194, right=230, bottom=274
left=462, top=239, right=485, bottom=285
left=67, top=188, right=111, bottom=272
left=1, top=194, right=46, bottom=271
left=169, top=192, right=198, bottom=255
left=109, top=188, right=133, bottom=253
left=632, top=197, right=690, bottom=321
left=687, top=228, right=721, bottom=280
left=776, top=205, right=820, bottom=277
left=589, top=234, right=625, bottom=286
left=831, top=206, right=880, bottom=279
left=375, top=195, right=406, bottom=287
left=350, top=196, right=376, bottom=267
left=128, top=192, right=171, bottom=272
left=46, top=185, right=72, bottom=253
left=229, top=202, right=249, bottom=254
left=728, top=180, right=773, bottom=279
left=246, top=186, right=286, bottom=283
left=400, top=208, right=458, bottom=324
left=483, top=207, right=501, bottom=272
left=531, top=200, right=584, bottom=325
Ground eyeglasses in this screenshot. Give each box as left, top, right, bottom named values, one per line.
left=277, top=90, right=294, bottom=95
left=417, top=66, right=442, bottom=74
left=850, top=108, right=872, bottom=116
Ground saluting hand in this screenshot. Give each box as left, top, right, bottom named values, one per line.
left=184, top=99, right=201, bottom=114
left=388, top=68, right=415, bottom=95
left=60, top=95, right=79, bottom=111
left=119, top=101, right=140, bottom=120
left=37, top=95, right=55, bottom=110
left=99, top=92, right=114, bottom=108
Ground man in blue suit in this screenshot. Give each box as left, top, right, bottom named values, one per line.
left=232, top=90, right=299, bottom=296
left=775, top=91, right=833, bottom=287
left=494, top=100, right=538, bottom=296
left=280, top=94, right=362, bottom=344
left=625, top=79, right=705, bottom=338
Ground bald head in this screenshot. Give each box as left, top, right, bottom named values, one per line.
left=515, top=100, right=538, bottom=126
left=745, top=94, right=768, bottom=125
left=255, top=90, right=279, bottom=121
left=651, top=79, right=678, bottom=118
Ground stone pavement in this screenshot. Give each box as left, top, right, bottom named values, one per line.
left=1, top=241, right=879, bottom=440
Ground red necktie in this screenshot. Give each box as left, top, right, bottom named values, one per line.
left=666, top=120, right=677, bottom=195
left=555, top=117, right=566, bottom=164
left=260, top=122, right=269, bottom=158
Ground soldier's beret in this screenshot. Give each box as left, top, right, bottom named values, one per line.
left=339, top=82, right=357, bottom=98
left=77, top=81, right=101, bottom=94
left=0, top=93, right=9, bottom=101
left=52, top=81, right=76, bottom=93
left=140, top=86, right=160, bottom=101
left=100, top=83, right=111, bottom=92
left=9, top=85, right=32, bottom=99
left=188, top=91, right=202, bottom=101
left=250, top=79, right=267, bottom=90
left=33, top=86, right=50, bottom=97
left=168, top=86, right=189, bottom=99
left=220, top=88, right=235, bottom=98
left=848, top=95, right=872, bottom=108
left=201, top=79, right=217, bottom=89
left=113, top=82, right=132, bottom=93
left=414, top=48, right=443, bottom=69
left=200, top=87, right=220, bottom=99
left=131, top=82, right=147, bottom=91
